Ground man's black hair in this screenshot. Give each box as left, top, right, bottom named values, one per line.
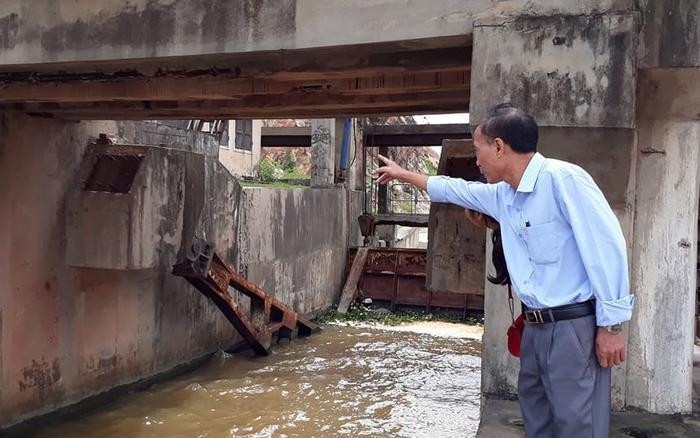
left=479, top=103, right=539, bottom=154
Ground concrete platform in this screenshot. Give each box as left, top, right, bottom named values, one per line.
left=477, top=397, right=700, bottom=437
left=478, top=358, right=700, bottom=437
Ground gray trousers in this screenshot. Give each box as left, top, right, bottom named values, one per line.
left=518, top=314, right=611, bottom=438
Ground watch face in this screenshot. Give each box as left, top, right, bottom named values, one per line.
left=607, top=324, right=622, bottom=334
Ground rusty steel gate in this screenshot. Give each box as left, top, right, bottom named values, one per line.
left=345, top=247, right=484, bottom=316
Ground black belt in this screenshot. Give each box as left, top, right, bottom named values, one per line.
left=522, top=300, right=595, bottom=324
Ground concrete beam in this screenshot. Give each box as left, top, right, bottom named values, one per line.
left=10, top=88, right=469, bottom=120
left=0, top=0, right=479, bottom=69
left=470, top=12, right=638, bottom=128
left=0, top=70, right=470, bottom=103
left=0, top=1, right=638, bottom=71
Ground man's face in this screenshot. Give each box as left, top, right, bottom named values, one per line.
left=473, top=127, right=502, bottom=183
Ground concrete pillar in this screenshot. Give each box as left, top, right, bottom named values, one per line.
left=310, top=119, right=335, bottom=187
left=625, top=69, right=700, bottom=414
left=481, top=230, right=521, bottom=397
left=469, top=10, right=639, bottom=406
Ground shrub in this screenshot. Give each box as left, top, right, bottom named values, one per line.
left=258, top=158, right=277, bottom=182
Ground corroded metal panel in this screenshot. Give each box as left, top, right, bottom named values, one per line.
left=426, top=139, right=486, bottom=296
left=346, top=247, right=483, bottom=314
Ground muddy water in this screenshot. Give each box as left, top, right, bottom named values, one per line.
left=31, top=325, right=482, bottom=438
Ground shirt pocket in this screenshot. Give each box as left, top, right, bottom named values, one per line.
left=524, top=221, right=561, bottom=264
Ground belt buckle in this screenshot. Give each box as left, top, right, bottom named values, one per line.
left=527, top=309, right=545, bottom=324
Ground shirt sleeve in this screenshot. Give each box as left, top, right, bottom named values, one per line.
left=426, top=176, right=501, bottom=220
left=556, top=173, right=634, bottom=326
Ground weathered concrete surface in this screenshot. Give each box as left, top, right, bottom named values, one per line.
left=0, top=1, right=641, bottom=69
left=0, top=113, right=361, bottom=427
left=477, top=396, right=700, bottom=437
left=427, top=140, right=485, bottom=295
left=627, top=68, right=700, bottom=414
left=636, top=68, right=700, bottom=122
left=66, top=145, right=186, bottom=270
left=538, top=128, right=634, bottom=213
left=0, top=0, right=475, bottom=67
left=0, top=115, right=241, bottom=428
left=310, top=119, right=335, bottom=187
left=481, top=230, right=521, bottom=398
left=470, top=12, right=638, bottom=128
left=638, top=0, right=700, bottom=68
left=236, top=188, right=356, bottom=315
left=113, top=121, right=219, bottom=157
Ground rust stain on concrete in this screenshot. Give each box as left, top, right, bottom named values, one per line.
left=18, top=358, right=61, bottom=392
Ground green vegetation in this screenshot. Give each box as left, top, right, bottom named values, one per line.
left=421, top=156, right=438, bottom=176
left=257, top=155, right=310, bottom=183
left=258, top=158, right=277, bottom=182
left=313, top=301, right=484, bottom=326
left=394, top=201, right=414, bottom=214
left=280, top=150, right=297, bottom=173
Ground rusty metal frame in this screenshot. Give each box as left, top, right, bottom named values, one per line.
left=173, top=239, right=318, bottom=356
left=346, top=247, right=484, bottom=314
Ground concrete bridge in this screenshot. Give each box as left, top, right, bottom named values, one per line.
left=1, top=0, right=699, bottom=431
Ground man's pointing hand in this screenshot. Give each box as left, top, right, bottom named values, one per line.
left=372, top=154, right=429, bottom=191
left=373, top=154, right=405, bottom=185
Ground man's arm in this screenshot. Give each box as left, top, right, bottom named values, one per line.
left=556, top=172, right=634, bottom=367
left=374, top=154, right=501, bottom=219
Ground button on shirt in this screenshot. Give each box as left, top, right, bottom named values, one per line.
left=426, top=152, right=634, bottom=326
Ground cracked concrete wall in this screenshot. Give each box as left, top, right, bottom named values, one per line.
left=0, top=116, right=239, bottom=428
left=236, top=187, right=362, bottom=316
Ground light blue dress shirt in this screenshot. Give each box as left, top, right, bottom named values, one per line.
left=427, top=152, right=634, bottom=326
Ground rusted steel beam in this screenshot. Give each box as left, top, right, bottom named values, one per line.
left=173, top=239, right=319, bottom=356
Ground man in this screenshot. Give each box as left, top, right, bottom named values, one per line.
left=373, top=104, right=634, bottom=437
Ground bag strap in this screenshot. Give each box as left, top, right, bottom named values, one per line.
left=507, top=283, right=515, bottom=324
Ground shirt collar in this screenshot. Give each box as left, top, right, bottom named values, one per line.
left=516, top=152, right=546, bottom=193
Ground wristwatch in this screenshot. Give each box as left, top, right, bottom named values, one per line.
left=602, top=324, right=622, bottom=334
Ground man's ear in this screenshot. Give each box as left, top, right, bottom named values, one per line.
left=494, top=137, right=505, bottom=158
